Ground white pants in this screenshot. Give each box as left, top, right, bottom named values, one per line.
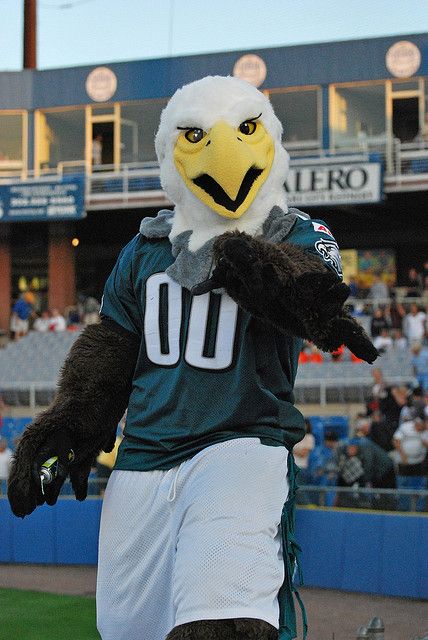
left=97, top=438, right=289, bottom=640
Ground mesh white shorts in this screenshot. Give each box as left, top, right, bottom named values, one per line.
left=96, top=438, right=289, bottom=640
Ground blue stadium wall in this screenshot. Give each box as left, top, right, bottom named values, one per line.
left=0, top=498, right=426, bottom=599
left=0, top=33, right=427, bottom=110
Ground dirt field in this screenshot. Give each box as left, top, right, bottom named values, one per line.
left=0, top=563, right=426, bottom=640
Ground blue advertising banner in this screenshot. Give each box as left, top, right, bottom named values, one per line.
left=0, top=176, right=85, bottom=222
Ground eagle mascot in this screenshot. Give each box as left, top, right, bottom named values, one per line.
left=8, top=76, right=378, bottom=640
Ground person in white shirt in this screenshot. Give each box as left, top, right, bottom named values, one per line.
left=393, top=413, right=428, bottom=510
left=33, top=310, right=51, bottom=333
left=392, top=329, right=408, bottom=351
left=403, top=303, right=426, bottom=345
left=368, top=274, right=389, bottom=302
left=373, top=328, right=393, bottom=353
left=293, top=419, right=316, bottom=504
left=293, top=422, right=316, bottom=471
left=0, top=438, right=13, bottom=483
left=49, top=309, right=67, bottom=332
left=92, top=134, right=103, bottom=166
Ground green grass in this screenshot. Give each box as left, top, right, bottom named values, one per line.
left=0, top=588, right=100, bottom=640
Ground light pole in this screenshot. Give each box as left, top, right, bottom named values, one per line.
left=23, top=0, right=37, bottom=69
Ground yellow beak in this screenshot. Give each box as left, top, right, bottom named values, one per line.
left=173, top=120, right=274, bottom=219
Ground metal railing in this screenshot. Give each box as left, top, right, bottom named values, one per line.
left=0, top=381, right=57, bottom=412
left=295, top=485, right=428, bottom=512
left=0, top=364, right=418, bottom=409
left=293, top=376, right=417, bottom=406
left=1, top=480, right=425, bottom=512
left=1, top=138, right=427, bottom=203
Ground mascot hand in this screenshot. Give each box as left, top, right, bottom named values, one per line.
left=304, top=313, right=379, bottom=364
left=8, top=426, right=75, bottom=517
left=328, top=316, right=379, bottom=364
left=191, top=232, right=277, bottom=308
left=294, top=272, right=350, bottom=318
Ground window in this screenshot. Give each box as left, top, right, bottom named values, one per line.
left=37, top=108, right=85, bottom=170
left=0, top=112, right=26, bottom=171
left=331, top=83, right=386, bottom=149
left=120, top=99, right=168, bottom=163
left=268, top=88, right=321, bottom=147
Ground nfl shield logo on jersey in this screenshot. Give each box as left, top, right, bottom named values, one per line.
left=314, top=239, right=343, bottom=277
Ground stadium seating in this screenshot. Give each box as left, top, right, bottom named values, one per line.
left=0, top=331, right=417, bottom=407
left=0, top=331, right=81, bottom=406
left=294, top=351, right=416, bottom=404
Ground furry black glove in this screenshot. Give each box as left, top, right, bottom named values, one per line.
left=192, top=231, right=379, bottom=364
left=8, top=320, right=140, bottom=518
left=8, top=427, right=74, bottom=517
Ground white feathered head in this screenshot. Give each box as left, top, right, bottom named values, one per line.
left=155, top=75, right=289, bottom=250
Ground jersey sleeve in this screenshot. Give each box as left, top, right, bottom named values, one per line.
left=287, top=217, right=343, bottom=279
left=100, top=235, right=142, bottom=336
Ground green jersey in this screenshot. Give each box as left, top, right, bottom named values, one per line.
left=100, top=211, right=341, bottom=471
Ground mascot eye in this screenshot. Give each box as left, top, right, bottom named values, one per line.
left=239, top=121, right=257, bottom=135
left=184, top=128, right=206, bottom=143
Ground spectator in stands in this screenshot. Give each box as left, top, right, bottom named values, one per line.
left=384, top=296, right=406, bottom=331
left=293, top=418, right=315, bottom=504
left=353, top=414, right=371, bottom=438
left=308, top=430, right=339, bottom=506
left=368, top=409, right=396, bottom=453
left=64, top=306, right=81, bottom=330
left=48, top=308, right=67, bottom=332
left=92, top=133, right=103, bottom=166
left=392, top=328, right=408, bottom=350
left=368, top=274, right=389, bottom=304
left=0, top=438, right=13, bottom=493
left=393, top=411, right=428, bottom=511
left=82, top=296, right=101, bottom=326
left=309, top=344, right=323, bottom=363
left=370, top=307, right=389, bottom=338
left=10, top=292, right=34, bottom=340
left=298, top=341, right=323, bottom=363
left=33, top=310, right=51, bottom=333
left=334, top=437, right=396, bottom=509
left=411, top=343, right=428, bottom=392
left=398, top=386, right=423, bottom=424
left=334, top=439, right=366, bottom=507
left=403, top=303, right=426, bottom=345
left=422, top=261, right=428, bottom=291
left=330, top=344, right=345, bottom=362
left=373, top=327, right=393, bottom=354
left=348, top=276, right=359, bottom=298
left=405, top=268, right=423, bottom=298
left=0, top=394, right=6, bottom=435
left=367, top=367, right=387, bottom=414
left=380, top=385, right=408, bottom=428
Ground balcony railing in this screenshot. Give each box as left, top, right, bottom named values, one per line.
left=1, top=138, right=428, bottom=207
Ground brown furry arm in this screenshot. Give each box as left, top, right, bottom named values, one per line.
left=192, top=231, right=378, bottom=363
left=8, top=319, right=140, bottom=517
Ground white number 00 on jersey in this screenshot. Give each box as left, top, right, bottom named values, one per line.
left=144, top=273, right=239, bottom=371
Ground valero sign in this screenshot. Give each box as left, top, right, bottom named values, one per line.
left=285, top=162, right=382, bottom=206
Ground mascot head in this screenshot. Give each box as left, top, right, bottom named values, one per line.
left=155, top=76, right=290, bottom=249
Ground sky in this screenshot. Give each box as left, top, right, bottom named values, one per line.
left=0, top=0, right=427, bottom=71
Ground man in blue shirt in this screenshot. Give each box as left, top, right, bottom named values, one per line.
left=11, top=292, right=34, bottom=340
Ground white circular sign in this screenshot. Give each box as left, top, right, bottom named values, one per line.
left=85, top=67, right=117, bottom=102
left=233, top=54, right=267, bottom=87
left=386, top=41, right=421, bottom=78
